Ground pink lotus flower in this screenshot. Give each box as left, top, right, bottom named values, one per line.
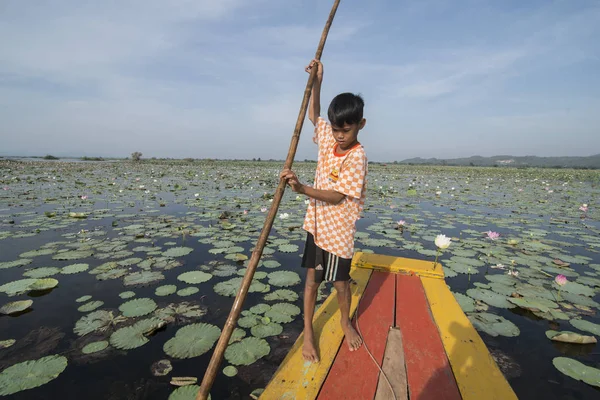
left=80, top=195, right=88, bottom=200
left=486, top=231, right=500, bottom=240
left=579, top=204, right=588, bottom=212
left=555, top=274, right=568, bottom=286
left=397, top=220, right=406, bottom=227
left=243, top=210, right=248, bottom=215
left=2, top=186, right=8, bottom=190
left=260, top=207, right=267, bottom=213
left=507, top=270, right=519, bottom=277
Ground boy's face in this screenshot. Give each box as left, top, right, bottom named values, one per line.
left=331, top=118, right=366, bottom=151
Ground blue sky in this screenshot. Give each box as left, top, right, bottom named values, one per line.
left=1, top=0, right=599, bottom=161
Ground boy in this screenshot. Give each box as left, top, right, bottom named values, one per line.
left=280, top=59, right=367, bottom=363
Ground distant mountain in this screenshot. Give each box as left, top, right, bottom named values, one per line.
left=397, top=154, right=600, bottom=169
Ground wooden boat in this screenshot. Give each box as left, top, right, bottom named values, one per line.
left=260, top=252, right=518, bottom=400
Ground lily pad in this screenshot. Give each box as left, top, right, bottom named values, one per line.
left=123, top=271, right=164, bottom=286
left=110, top=318, right=166, bottom=350
left=78, top=301, right=104, bottom=312
left=163, top=323, right=221, bottom=359
left=545, top=330, right=597, bottom=344
left=466, top=288, right=514, bottom=309
left=0, top=300, right=33, bottom=315
left=264, top=289, right=299, bottom=302
left=82, top=340, right=109, bottom=354
left=23, top=267, right=61, bottom=278
left=119, top=298, right=157, bottom=317
left=223, top=365, right=238, bottom=377
left=163, top=247, right=194, bottom=257
left=156, top=285, right=177, bottom=296
left=267, top=271, right=301, bottom=287
left=29, top=278, right=59, bottom=291
left=151, top=359, right=173, bottom=377
left=177, top=271, right=212, bottom=285
left=250, top=322, right=283, bottom=338
left=468, top=312, right=520, bottom=337
left=0, top=339, right=16, bottom=349
left=61, top=263, right=89, bottom=274
left=177, top=287, right=200, bottom=296
left=570, top=319, right=600, bottom=336
left=552, top=357, right=600, bottom=387
left=0, top=279, right=38, bottom=296
left=224, top=337, right=270, bottom=366
left=264, top=303, right=301, bottom=324
left=0, top=355, right=68, bottom=395
left=119, top=291, right=136, bottom=299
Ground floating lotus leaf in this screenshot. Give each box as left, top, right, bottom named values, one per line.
left=109, top=318, right=166, bottom=350
left=442, top=267, right=458, bottom=278
left=473, top=282, right=490, bottom=289
left=560, top=292, right=600, bottom=308
left=0, top=339, right=16, bottom=349
left=224, top=337, right=270, bottom=366
left=466, top=288, right=514, bottom=309
left=0, top=300, right=33, bottom=315
left=449, top=256, right=485, bottom=267
left=514, top=284, right=555, bottom=301
left=177, top=287, right=200, bottom=296
left=224, top=253, right=248, bottom=262
left=151, top=359, right=173, bottom=377
left=52, top=250, right=94, bottom=260
left=267, top=271, right=301, bottom=287
left=163, top=247, right=194, bottom=257
left=29, top=278, right=59, bottom=291
left=452, top=292, right=475, bottom=313
left=0, top=259, right=33, bottom=269
left=214, top=277, right=268, bottom=297
left=123, top=271, right=164, bottom=286
left=82, top=340, right=109, bottom=354
left=223, top=365, right=238, bottom=377
left=238, top=314, right=260, bottom=328
left=249, top=304, right=271, bottom=315
left=250, top=388, right=264, bottom=399
left=163, top=323, right=221, bottom=359
left=0, top=355, right=68, bottom=395
left=264, top=289, right=299, bottom=302
left=555, top=281, right=596, bottom=297
left=169, top=385, right=210, bottom=400
left=264, top=303, right=301, bottom=324
left=61, top=263, right=89, bottom=274
left=19, top=249, right=56, bottom=260
left=155, top=302, right=207, bottom=321
left=278, top=244, right=299, bottom=253
left=211, top=265, right=238, bottom=277
left=468, top=312, right=520, bottom=337
left=118, top=257, right=142, bottom=267
left=488, top=282, right=516, bottom=296
left=23, top=267, right=61, bottom=278
left=485, top=274, right=518, bottom=286
left=508, top=297, right=558, bottom=313
left=119, top=291, right=136, bottom=299
left=251, top=322, right=283, bottom=338
left=177, top=271, right=212, bottom=284
left=229, top=328, right=246, bottom=344
left=74, top=310, right=125, bottom=336
left=262, top=260, right=281, bottom=269
left=570, top=319, right=600, bottom=336
left=78, top=301, right=104, bottom=312
left=119, top=298, right=157, bottom=317
left=0, top=279, right=38, bottom=296
left=552, top=357, right=600, bottom=387
left=545, top=330, right=597, bottom=344
left=156, top=285, right=177, bottom=296
left=542, top=266, right=579, bottom=278
left=577, top=276, right=600, bottom=288
left=75, top=295, right=92, bottom=303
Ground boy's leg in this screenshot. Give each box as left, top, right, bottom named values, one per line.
left=333, top=279, right=362, bottom=351
left=303, top=268, right=320, bottom=362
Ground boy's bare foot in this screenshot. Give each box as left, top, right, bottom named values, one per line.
left=342, top=321, right=362, bottom=351
left=303, top=329, right=320, bottom=363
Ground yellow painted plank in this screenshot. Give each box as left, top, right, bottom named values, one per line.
left=421, top=277, right=518, bottom=400
left=260, top=267, right=372, bottom=400
left=352, top=252, right=445, bottom=279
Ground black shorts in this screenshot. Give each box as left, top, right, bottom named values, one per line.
left=301, top=233, right=352, bottom=283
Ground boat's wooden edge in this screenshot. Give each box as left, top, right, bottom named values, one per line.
left=421, top=277, right=518, bottom=400
left=352, top=251, right=445, bottom=279
left=259, top=267, right=373, bottom=400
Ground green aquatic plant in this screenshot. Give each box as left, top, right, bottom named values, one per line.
left=163, top=323, right=221, bottom=359
left=553, top=357, right=600, bottom=387
left=224, top=337, right=270, bottom=366
left=0, top=355, right=68, bottom=395
left=119, top=298, right=157, bottom=317
left=0, top=300, right=33, bottom=315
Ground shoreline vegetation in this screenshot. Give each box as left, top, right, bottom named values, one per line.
left=0, top=154, right=599, bottom=169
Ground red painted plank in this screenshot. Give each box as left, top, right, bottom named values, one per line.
left=396, top=274, right=461, bottom=400
left=317, top=271, right=396, bottom=400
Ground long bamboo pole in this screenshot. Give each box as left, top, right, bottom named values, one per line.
left=196, top=1, right=341, bottom=399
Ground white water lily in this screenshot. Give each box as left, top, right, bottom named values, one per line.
left=304, top=199, right=310, bottom=205
left=279, top=213, right=289, bottom=219
left=194, top=193, right=200, bottom=197
left=434, top=234, right=451, bottom=249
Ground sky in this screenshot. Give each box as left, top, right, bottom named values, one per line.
left=1, top=0, right=599, bottom=162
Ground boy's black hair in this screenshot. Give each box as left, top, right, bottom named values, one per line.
left=327, top=92, right=364, bottom=127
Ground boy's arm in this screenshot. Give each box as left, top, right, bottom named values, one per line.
left=280, top=169, right=344, bottom=205
left=306, top=60, right=323, bottom=126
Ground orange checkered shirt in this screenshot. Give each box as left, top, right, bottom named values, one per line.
left=302, top=117, right=368, bottom=259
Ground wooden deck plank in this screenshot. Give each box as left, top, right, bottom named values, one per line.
left=260, top=267, right=372, bottom=400
left=317, top=271, right=395, bottom=400
left=374, top=327, right=409, bottom=400
left=421, top=277, right=518, bottom=400
left=353, top=252, right=445, bottom=279
left=395, top=274, right=461, bottom=400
